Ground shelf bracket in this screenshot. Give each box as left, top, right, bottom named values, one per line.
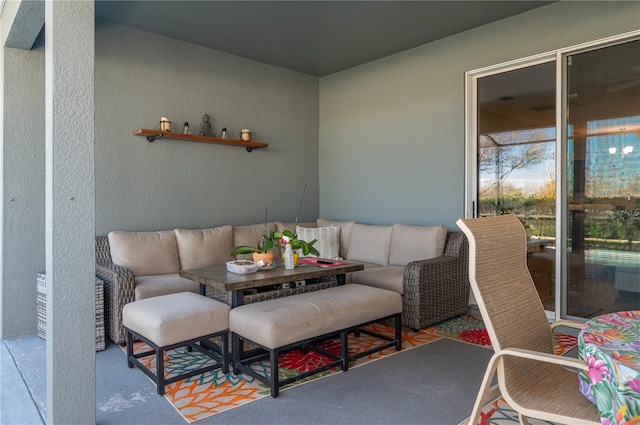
left=146, top=134, right=164, bottom=143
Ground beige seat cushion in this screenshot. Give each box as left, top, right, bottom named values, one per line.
left=389, top=224, right=448, bottom=266
left=346, top=223, right=393, bottom=266
left=134, top=274, right=200, bottom=300
left=344, top=262, right=380, bottom=284
left=229, top=284, right=402, bottom=349
left=175, top=226, right=234, bottom=270
left=108, top=230, right=180, bottom=276
left=317, top=219, right=356, bottom=259
left=351, top=266, right=405, bottom=294
left=123, top=292, right=230, bottom=347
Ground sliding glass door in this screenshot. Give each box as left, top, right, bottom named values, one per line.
left=476, top=61, right=558, bottom=311
left=565, top=40, right=640, bottom=317
left=467, top=34, right=640, bottom=320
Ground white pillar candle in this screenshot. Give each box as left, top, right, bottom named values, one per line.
left=160, top=117, right=171, bottom=132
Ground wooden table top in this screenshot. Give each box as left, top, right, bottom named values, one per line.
left=180, top=261, right=364, bottom=292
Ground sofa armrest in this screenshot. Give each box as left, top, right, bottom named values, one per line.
left=95, top=262, right=135, bottom=344
left=402, top=231, right=470, bottom=330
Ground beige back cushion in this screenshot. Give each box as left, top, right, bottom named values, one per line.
left=174, top=226, right=234, bottom=270
left=389, top=224, right=448, bottom=266
left=233, top=222, right=277, bottom=248
left=108, top=230, right=180, bottom=276
left=346, top=223, right=393, bottom=265
left=317, top=218, right=356, bottom=259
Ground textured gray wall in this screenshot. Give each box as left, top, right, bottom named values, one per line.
left=1, top=45, right=45, bottom=339
left=44, top=3, right=96, bottom=422
left=95, top=22, right=320, bottom=235
left=318, top=1, right=640, bottom=228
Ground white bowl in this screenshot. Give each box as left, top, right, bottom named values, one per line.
left=226, top=260, right=259, bottom=274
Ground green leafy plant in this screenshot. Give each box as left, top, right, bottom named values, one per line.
left=273, top=229, right=319, bottom=256
left=231, top=229, right=319, bottom=257
left=230, top=232, right=275, bottom=256
left=230, top=185, right=319, bottom=258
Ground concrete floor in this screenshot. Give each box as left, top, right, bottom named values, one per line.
left=1, top=334, right=494, bottom=425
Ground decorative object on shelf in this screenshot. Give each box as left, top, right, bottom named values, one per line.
left=199, top=114, right=214, bottom=137
left=221, top=127, right=228, bottom=139
left=160, top=117, right=171, bottom=132
left=241, top=128, right=251, bottom=141
left=183, top=122, right=190, bottom=134
left=132, top=128, right=268, bottom=152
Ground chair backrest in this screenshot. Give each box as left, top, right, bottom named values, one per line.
left=456, top=214, right=553, bottom=355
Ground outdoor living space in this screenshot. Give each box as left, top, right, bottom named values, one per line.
left=2, top=2, right=640, bottom=425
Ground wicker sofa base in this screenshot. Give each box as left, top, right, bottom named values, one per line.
left=37, top=272, right=106, bottom=351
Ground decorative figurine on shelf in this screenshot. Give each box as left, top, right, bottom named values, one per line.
left=199, top=114, right=214, bottom=137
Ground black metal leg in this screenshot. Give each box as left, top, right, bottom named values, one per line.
left=231, top=290, right=244, bottom=308
left=157, top=347, right=165, bottom=395
left=232, top=333, right=240, bottom=375
left=336, top=273, right=346, bottom=285
left=270, top=349, right=279, bottom=398
left=221, top=332, right=229, bottom=374
left=199, top=284, right=206, bottom=295
left=395, top=314, right=402, bottom=351
left=126, top=329, right=134, bottom=368
left=341, top=331, right=349, bottom=371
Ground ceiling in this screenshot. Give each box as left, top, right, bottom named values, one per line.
left=95, top=1, right=553, bottom=77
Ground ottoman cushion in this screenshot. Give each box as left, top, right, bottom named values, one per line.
left=229, top=284, right=402, bottom=349
left=123, top=292, right=230, bottom=347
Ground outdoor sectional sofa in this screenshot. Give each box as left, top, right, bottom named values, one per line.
left=96, top=219, right=470, bottom=344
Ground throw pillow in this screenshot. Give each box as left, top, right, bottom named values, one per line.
left=295, top=225, right=341, bottom=260
left=317, top=219, right=356, bottom=259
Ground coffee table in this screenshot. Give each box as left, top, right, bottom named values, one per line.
left=180, top=261, right=364, bottom=307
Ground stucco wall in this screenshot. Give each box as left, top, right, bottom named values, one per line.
left=1, top=45, right=45, bottom=338
left=95, top=22, right=320, bottom=235
left=318, top=1, right=640, bottom=228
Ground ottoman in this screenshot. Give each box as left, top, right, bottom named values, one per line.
left=123, top=292, right=230, bottom=395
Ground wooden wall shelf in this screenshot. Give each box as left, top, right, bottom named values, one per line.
left=133, top=129, right=268, bottom=152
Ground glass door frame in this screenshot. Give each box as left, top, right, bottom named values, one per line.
left=464, top=29, right=640, bottom=322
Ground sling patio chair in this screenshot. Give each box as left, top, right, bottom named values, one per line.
left=456, top=214, right=600, bottom=425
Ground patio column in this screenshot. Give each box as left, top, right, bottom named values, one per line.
left=45, top=1, right=95, bottom=423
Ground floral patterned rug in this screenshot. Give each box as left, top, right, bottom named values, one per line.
left=125, top=314, right=577, bottom=423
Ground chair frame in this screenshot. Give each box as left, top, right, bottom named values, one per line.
left=457, top=215, right=600, bottom=425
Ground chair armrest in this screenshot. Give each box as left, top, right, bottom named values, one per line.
left=497, top=347, right=589, bottom=372
left=551, top=319, right=585, bottom=331
left=95, top=262, right=135, bottom=344
left=402, top=232, right=470, bottom=329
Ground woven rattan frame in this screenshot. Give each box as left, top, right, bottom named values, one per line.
left=402, top=231, right=470, bottom=330
left=457, top=215, right=600, bottom=425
